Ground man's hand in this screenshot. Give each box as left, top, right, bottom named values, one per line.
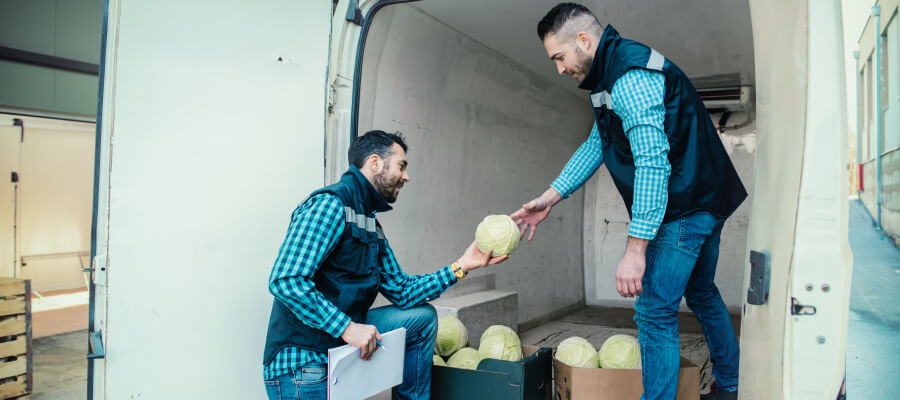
left=616, top=237, right=648, bottom=297
left=511, top=188, right=563, bottom=241
left=458, top=241, right=510, bottom=272
left=340, top=322, right=382, bottom=360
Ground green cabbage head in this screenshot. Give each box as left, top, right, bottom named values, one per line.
left=478, top=325, right=523, bottom=361
left=475, top=215, right=520, bottom=256
left=434, top=315, right=468, bottom=357
left=446, top=347, right=485, bottom=370
left=555, top=336, right=599, bottom=368
left=598, top=334, right=641, bottom=369
left=433, top=355, right=447, bottom=366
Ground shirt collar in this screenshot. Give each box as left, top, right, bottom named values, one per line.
left=345, top=165, right=392, bottom=214
left=578, top=25, right=619, bottom=90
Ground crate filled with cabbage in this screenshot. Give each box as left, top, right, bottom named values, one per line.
left=431, top=316, right=552, bottom=400
left=553, top=334, right=699, bottom=400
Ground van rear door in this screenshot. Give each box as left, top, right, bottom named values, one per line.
left=741, top=1, right=851, bottom=398
left=89, top=1, right=335, bottom=398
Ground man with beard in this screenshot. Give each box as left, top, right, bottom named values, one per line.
left=263, top=130, right=509, bottom=400
left=510, top=4, right=746, bottom=400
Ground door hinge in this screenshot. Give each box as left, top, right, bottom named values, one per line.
left=791, top=297, right=817, bottom=316
left=13, top=118, right=24, bottom=142
left=10, top=172, right=18, bottom=183
left=747, top=250, right=770, bottom=305
left=92, top=255, right=108, bottom=286
left=327, top=82, right=336, bottom=113
left=346, top=0, right=362, bottom=25
left=87, top=330, right=105, bottom=359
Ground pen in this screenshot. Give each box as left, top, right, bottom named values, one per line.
left=376, top=339, right=387, bottom=350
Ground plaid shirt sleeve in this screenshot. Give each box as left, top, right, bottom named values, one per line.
left=377, top=243, right=457, bottom=309
left=550, top=122, right=604, bottom=198
left=268, top=193, right=351, bottom=338
left=610, top=69, right=671, bottom=240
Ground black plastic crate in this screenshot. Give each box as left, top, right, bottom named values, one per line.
left=431, top=346, right=552, bottom=400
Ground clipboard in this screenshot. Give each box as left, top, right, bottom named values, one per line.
left=327, top=328, right=406, bottom=400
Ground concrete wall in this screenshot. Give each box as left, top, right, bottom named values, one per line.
left=871, top=148, right=900, bottom=237
left=583, top=118, right=756, bottom=312
left=862, top=160, right=877, bottom=216
left=0, top=0, right=102, bottom=117
left=357, top=5, right=594, bottom=326
left=856, top=0, right=900, bottom=239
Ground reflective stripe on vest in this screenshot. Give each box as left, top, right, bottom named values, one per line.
left=590, top=91, right=611, bottom=109
left=647, top=48, right=665, bottom=71
left=344, top=206, right=377, bottom=233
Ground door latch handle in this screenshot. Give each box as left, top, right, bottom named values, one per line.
left=791, top=297, right=817, bottom=316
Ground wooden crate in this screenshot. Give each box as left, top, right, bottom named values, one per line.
left=0, top=279, right=31, bottom=400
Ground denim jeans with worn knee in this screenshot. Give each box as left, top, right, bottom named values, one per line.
left=264, top=303, right=438, bottom=400
left=633, top=211, right=740, bottom=400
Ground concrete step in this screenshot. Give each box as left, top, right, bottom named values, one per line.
left=430, top=290, right=517, bottom=347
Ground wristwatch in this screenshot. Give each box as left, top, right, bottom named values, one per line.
left=452, top=261, right=467, bottom=279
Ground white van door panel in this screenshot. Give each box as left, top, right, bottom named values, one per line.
left=785, top=0, right=851, bottom=398
left=91, top=1, right=332, bottom=398
left=742, top=1, right=850, bottom=398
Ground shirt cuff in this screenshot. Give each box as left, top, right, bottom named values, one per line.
left=550, top=179, right=574, bottom=199
left=628, top=218, right=661, bottom=240
left=323, top=312, right=352, bottom=339
left=438, top=265, right=458, bottom=285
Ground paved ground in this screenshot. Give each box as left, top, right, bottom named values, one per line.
left=845, top=200, right=900, bottom=399
left=32, top=330, right=86, bottom=400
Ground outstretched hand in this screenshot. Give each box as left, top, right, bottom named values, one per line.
left=458, top=241, right=511, bottom=272
left=511, top=196, right=552, bottom=241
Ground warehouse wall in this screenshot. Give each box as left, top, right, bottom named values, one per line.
left=0, top=0, right=102, bottom=117
left=357, top=5, right=594, bottom=325
left=6, top=115, right=96, bottom=292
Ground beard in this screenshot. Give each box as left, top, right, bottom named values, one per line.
left=374, top=168, right=403, bottom=203
left=574, top=46, right=594, bottom=80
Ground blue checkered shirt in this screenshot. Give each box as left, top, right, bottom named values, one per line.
left=551, top=69, right=671, bottom=239
left=263, top=193, right=457, bottom=380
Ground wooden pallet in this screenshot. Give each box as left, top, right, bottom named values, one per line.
left=0, top=279, right=31, bottom=400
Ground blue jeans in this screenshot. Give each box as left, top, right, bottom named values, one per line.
left=264, top=303, right=438, bottom=400
left=264, top=364, right=328, bottom=400
left=633, top=212, right=740, bottom=400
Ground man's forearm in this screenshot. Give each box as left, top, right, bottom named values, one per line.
left=625, top=235, right=649, bottom=256
left=541, top=187, right=564, bottom=207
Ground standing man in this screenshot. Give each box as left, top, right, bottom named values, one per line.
left=263, top=130, right=508, bottom=400
left=511, top=4, right=745, bottom=400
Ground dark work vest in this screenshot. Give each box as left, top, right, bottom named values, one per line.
left=579, top=26, right=747, bottom=222
left=263, top=166, right=390, bottom=364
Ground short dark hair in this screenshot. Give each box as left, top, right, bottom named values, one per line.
left=348, top=130, right=408, bottom=169
left=537, top=3, right=601, bottom=41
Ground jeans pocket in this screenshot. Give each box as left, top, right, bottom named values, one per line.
left=264, top=380, right=282, bottom=399
left=294, top=364, right=328, bottom=400
left=677, top=219, right=705, bottom=255
left=676, top=212, right=720, bottom=255
left=297, top=365, right=328, bottom=385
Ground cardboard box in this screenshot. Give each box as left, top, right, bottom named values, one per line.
left=554, top=357, right=700, bottom=400
left=432, top=345, right=552, bottom=400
